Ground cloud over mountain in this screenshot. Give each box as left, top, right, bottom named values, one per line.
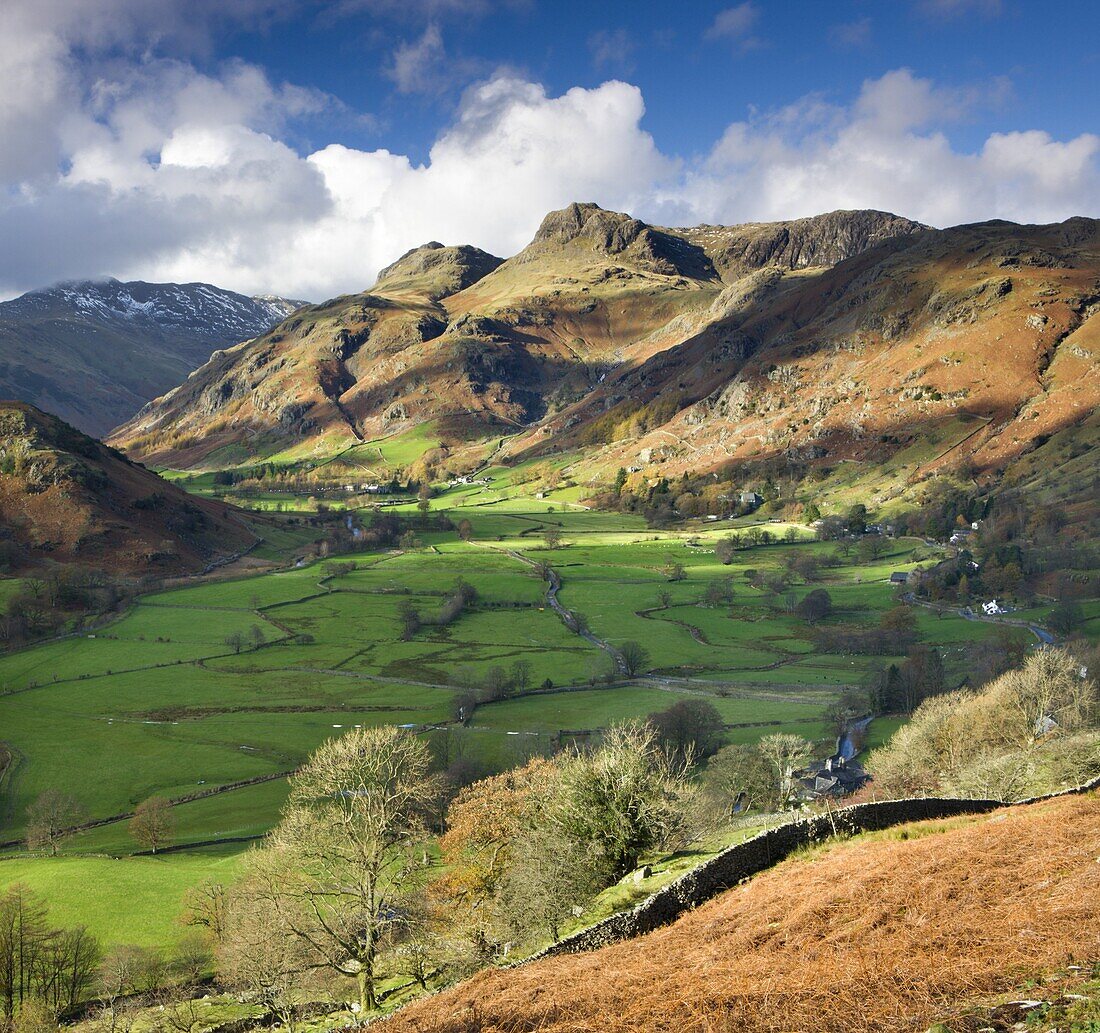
left=0, top=0, right=1097, bottom=302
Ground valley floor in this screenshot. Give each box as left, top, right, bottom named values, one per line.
left=0, top=476, right=1083, bottom=951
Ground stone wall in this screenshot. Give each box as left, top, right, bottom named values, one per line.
left=521, top=773, right=1100, bottom=964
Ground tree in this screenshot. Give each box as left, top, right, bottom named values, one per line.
left=482, top=666, right=511, bottom=702
left=795, top=588, right=833, bottom=625
left=1048, top=599, right=1084, bottom=636
left=703, top=577, right=734, bottom=608
left=129, top=797, right=175, bottom=854
left=217, top=879, right=309, bottom=1029
left=224, top=632, right=244, bottom=654
left=554, top=722, right=688, bottom=881
left=456, top=518, right=474, bottom=542
left=496, top=825, right=600, bottom=946
left=416, top=483, right=432, bottom=517
left=543, top=527, right=562, bottom=550
left=247, top=624, right=265, bottom=648
left=757, top=734, right=813, bottom=808
left=700, top=744, right=780, bottom=819
left=648, top=699, right=723, bottom=762
left=858, top=536, right=886, bottom=562
left=509, top=660, right=532, bottom=694
left=182, top=882, right=228, bottom=941
left=230, top=727, right=441, bottom=1013
left=398, top=599, right=421, bottom=640
left=618, top=640, right=650, bottom=677
left=664, top=561, right=685, bottom=582
left=656, top=589, right=672, bottom=609
left=714, top=538, right=736, bottom=565
left=846, top=503, right=868, bottom=535
left=434, top=759, right=557, bottom=961
left=25, top=790, right=85, bottom=855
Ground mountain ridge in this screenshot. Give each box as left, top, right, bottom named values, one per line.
left=0, top=279, right=305, bottom=436
left=110, top=206, right=927, bottom=469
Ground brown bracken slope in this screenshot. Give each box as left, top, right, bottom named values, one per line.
left=0, top=402, right=254, bottom=574
left=383, top=792, right=1100, bottom=1033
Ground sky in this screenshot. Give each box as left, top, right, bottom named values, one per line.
left=2, top=0, right=1098, bottom=301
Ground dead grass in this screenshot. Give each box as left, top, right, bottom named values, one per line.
left=382, top=792, right=1100, bottom=1032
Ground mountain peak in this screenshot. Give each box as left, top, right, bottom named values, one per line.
left=531, top=202, right=647, bottom=251
left=373, top=242, right=503, bottom=301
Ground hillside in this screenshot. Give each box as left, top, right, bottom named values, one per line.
left=0, top=402, right=255, bottom=574
left=382, top=791, right=1100, bottom=1033
left=0, top=279, right=303, bottom=436
left=534, top=217, right=1100, bottom=498
left=109, top=207, right=925, bottom=469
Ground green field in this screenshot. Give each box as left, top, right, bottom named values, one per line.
left=0, top=848, right=243, bottom=948
left=1, top=475, right=1053, bottom=946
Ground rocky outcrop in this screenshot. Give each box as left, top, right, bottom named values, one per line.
left=374, top=242, right=504, bottom=300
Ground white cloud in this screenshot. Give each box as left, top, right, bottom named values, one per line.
left=588, top=28, right=635, bottom=72
left=704, top=4, right=763, bottom=51
left=828, top=18, right=872, bottom=50
left=674, top=69, right=1098, bottom=230
left=0, top=12, right=1097, bottom=304
left=387, top=24, right=448, bottom=94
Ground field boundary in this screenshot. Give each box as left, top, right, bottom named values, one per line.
left=516, top=772, right=1100, bottom=964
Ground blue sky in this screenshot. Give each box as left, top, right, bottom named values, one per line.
left=1, top=0, right=1097, bottom=300
left=234, top=0, right=1099, bottom=161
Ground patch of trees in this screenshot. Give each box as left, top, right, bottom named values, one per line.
left=0, top=885, right=100, bottom=1023
left=1, top=567, right=131, bottom=650
left=449, top=658, right=536, bottom=722
left=198, top=722, right=691, bottom=1017
left=698, top=733, right=815, bottom=818
left=647, top=699, right=723, bottom=763
left=433, top=722, right=690, bottom=961
left=864, top=645, right=946, bottom=714
left=811, top=605, right=918, bottom=656
left=399, top=579, right=479, bottom=642
left=868, top=646, right=1098, bottom=801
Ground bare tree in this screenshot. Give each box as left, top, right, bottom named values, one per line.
left=228, top=726, right=442, bottom=1013
left=129, top=797, right=175, bottom=854
left=26, top=790, right=86, bottom=855
left=619, top=640, right=650, bottom=677
left=758, top=734, right=813, bottom=808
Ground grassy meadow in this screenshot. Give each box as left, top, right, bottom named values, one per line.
left=0, top=467, right=1041, bottom=946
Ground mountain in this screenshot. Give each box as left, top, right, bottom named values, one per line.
left=382, top=790, right=1099, bottom=1033
left=0, top=279, right=304, bottom=436
left=528, top=216, right=1100, bottom=507
left=109, top=207, right=925, bottom=468
left=0, top=402, right=255, bottom=574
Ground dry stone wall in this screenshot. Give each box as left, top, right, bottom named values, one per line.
left=522, top=774, right=1100, bottom=964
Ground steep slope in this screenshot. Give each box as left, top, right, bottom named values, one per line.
left=382, top=791, right=1100, bottom=1033
left=518, top=216, right=1100, bottom=505
left=0, top=279, right=303, bottom=436
left=0, top=402, right=254, bottom=574
left=110, top=207, right=923, bottom=469
left=109, top=244, right=508, bottom=468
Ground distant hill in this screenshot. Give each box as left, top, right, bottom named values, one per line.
left=0, top=279, right=304, bottom=436
left=109, top=207, right=924, bottom=468
left=0, top=402, right=255, bottom=574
